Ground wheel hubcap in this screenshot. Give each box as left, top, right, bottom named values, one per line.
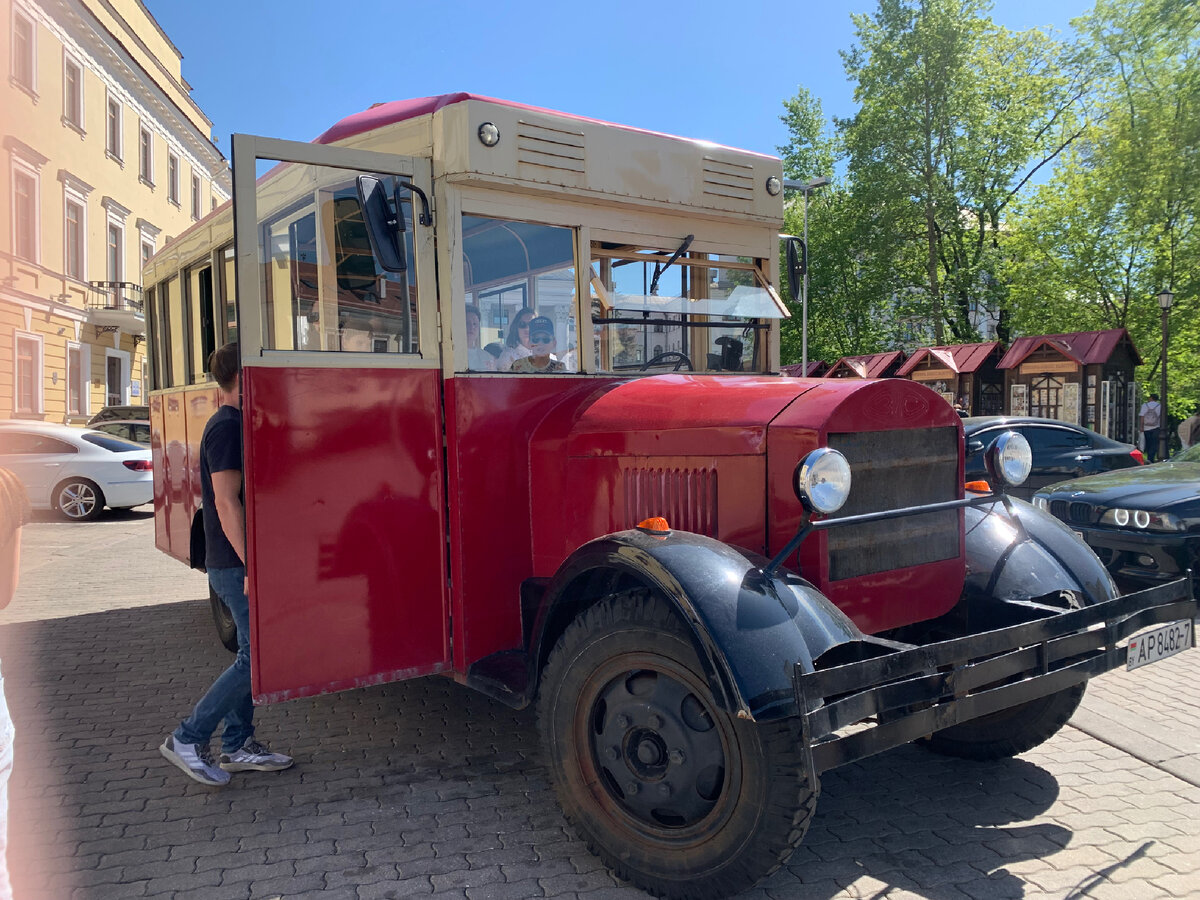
left=590, top=668, right=727, bottom=829
left=60, top=483, right=97, bottom=518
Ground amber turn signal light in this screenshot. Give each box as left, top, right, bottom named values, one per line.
left=964, top=480, right=991, bottom=493
left=637, top=517, right=671, bottom=535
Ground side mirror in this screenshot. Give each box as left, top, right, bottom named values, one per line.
left=784, top=236, right=806, bottom=299
left=356, top=175, right=407, bottom=273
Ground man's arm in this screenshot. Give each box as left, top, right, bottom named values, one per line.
left=211, top=468, right=246, bottom=565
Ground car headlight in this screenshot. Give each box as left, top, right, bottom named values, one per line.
left=984, top=431, right=1032, bottom=488
left=793, top=448, right=852, bottom=514
left=1032, top=496, right=1049, bottom=511
left=1099, top=508, right=1184, bottom=532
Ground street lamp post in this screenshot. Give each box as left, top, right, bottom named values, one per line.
left=785, top=176, right=831, bottom=373
left=1158, top=288, right=1174, bottom=461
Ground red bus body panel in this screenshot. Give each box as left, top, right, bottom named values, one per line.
left=156, top=369, right=965, bottom=701
left=242, top=366, right=450, bottom=702
left=151, top=386, right=219, bottom=564
left=766, top=378, right=966, bottom=633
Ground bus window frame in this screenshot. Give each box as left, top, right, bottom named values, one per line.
left=230, top=133, right=437, bottom=371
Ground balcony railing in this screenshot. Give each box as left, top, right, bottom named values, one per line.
left=88, top=280, right=143, bottom=313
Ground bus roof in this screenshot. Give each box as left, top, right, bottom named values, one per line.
left=313, top=91, right=777, bottom=160
left=148, top=93, right=778, bottom=274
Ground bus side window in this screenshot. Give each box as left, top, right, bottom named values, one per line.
left=459, top=215, right=577, bottom=373
left=260, top=168, right=417, bottom=354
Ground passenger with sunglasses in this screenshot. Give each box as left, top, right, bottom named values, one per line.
left=496, top=307, right=536, bottom=372
left=510, top=316, right=565, bottom=373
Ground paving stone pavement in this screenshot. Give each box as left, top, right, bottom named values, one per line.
left=1, top=511, right=1198, bottom=899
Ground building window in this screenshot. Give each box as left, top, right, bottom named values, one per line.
left=67, top=343, right=86, bottom=416
left=12, top=165, right=38, bottom=262
left=14, top=332, right=43, bottom=415
left=65, top=198, right=84, bottom=279
left=139, top=125, right=153, bottom=185
left=191, top=172, right=201, bottom=220
left=167, top=152, right=179, bottom=205
left=106, top=93, right=123, bottom=160
left=63, top=54, right=83, bottom=129
left=141, top=239, right=154, bottom=271
left=11, top=9, right=35, bottom=93
left=107, top=222, right=123, bottom=283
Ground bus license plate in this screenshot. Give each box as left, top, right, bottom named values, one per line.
left=1126, top=620, right=1193, bottom=671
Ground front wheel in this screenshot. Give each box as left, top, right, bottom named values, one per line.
left=920, top=682, right=1087, bottom=760
left=54, top=478, right=104, bottom=521
left=537, top=591, right=816, bottom=900
left=209, top=587, right=238, bottom=653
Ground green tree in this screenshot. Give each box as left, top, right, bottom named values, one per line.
left=837, top=0, right=1090, bottom=343
left=1004, top=0, right=1199, bottom=421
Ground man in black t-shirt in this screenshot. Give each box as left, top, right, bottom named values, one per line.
left=160, top=343, right=293, bottom=786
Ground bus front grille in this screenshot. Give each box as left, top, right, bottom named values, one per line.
left=825, top=428, right=961, bottom=581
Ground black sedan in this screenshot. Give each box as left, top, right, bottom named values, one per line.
left=1033, top=442, right=1200, bottom=591
left=964, top=416, right=1144, bottom=502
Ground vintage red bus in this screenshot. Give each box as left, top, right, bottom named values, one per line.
left=144, top=93, right=1194, bottom=900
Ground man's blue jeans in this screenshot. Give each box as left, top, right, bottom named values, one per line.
left=174, top=566, right=254, bottom=754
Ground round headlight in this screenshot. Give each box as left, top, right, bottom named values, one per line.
left=1133, top=509, right=1150, bottom=529
left=984, top=431, right=1032, bottom=488
left=1113, top=508, right=1130, bottom=527
left=793, top=448, right=852, bottom=514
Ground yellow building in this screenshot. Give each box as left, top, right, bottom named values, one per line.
left=1, top=0, right=228, bottom=422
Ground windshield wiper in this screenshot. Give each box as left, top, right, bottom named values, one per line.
left=649, top=234, right=694, bottom=295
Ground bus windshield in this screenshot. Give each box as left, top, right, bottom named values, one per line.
left=590, top=242, right=784, bottom=374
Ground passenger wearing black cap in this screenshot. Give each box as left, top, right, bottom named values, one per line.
left=510, top=316, right=565, bottom=373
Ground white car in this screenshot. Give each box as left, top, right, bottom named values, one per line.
left=0, top=421, right=153, bottom=521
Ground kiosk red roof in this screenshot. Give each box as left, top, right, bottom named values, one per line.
left=825, top=351, right=905, bottom=378
left=896, top=341, right=1001, bottom=376
left=997, top=329, right=1141, bottom=369
left=780, top=361, right=829, bottom=378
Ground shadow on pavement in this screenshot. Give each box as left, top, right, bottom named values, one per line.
left=0, top=600, right=1082, bottom=899
left=27, top=506, right=154, bottom=525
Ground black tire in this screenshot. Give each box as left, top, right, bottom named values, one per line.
left=537, top=591, right=816, bottom=900
left=921, top=589, right=1089, bottom=761
left=209, top=587, right=239, bottom=653
left=920, top=683, right=1087, bottom=760
left=53, top=478, right=105, bottom=521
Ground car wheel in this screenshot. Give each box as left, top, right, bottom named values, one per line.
left=919, top=683, right=1086, bottom=760
left=537, top=590, right=816, bottom=899
left=54, top=478, right=105, bottom=522
left=920, top=589, right=1088, bottom=760
left=209, top=587, right=239, bottom=653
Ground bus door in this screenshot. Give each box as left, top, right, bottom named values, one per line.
left=230, top=135, right=448, bottom=702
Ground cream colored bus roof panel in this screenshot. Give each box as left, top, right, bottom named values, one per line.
left=441, top=99, right=783, bottom=224
left=313, top=93, right=784, bottom=226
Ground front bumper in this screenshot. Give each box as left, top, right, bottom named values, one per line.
left=1075, top=525, right=1200, bottom=587
left=793, top=578, right=1195, bottom=774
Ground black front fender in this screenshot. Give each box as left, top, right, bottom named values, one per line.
left=964, top=495, right=1119, bottom=606
left=531, top=528, right=869, bottom=722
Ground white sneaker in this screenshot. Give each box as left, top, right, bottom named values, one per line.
left=219, top=738, right=294, bottom=772
left=160, top=736, right=231, bottom=786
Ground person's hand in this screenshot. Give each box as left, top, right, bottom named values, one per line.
left=244, top=575, right=249, bottom=596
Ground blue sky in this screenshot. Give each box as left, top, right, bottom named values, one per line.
left=148, top=0, right=1095, bottom=163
